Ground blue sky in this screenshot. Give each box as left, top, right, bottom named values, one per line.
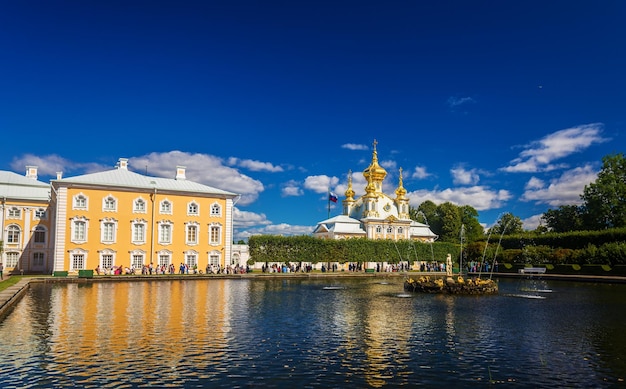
left=1, top=1, right=624, bottom=241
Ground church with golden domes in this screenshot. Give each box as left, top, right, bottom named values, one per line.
left=312, top=141, right=438, bottom=242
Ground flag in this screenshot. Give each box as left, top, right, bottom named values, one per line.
left=329, top=192, right=338, bottom=203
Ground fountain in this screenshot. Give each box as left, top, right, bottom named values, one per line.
left=403, top=217, right=498, bottom=295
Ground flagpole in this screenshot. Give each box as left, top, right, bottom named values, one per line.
left=327, top=188, right=330, bottom=219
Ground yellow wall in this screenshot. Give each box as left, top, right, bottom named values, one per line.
left=2, top=199, right=53, bottom=272
left=61, top=186, right=229, bottom=272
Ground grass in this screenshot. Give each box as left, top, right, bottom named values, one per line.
left=0, top=276, right=23, bottom=292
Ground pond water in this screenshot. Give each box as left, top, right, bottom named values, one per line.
left=0, top=277, right=624, bottom=388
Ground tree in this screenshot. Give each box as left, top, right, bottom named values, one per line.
left=542, top=205, right=584, bottom=232
left=458, top=205, right=484, bottom=242
left=489, top=213, right=523, bottom=236
left=580, top=153, right=626, bottom=229
left=436, top=202, right=462, bottom=242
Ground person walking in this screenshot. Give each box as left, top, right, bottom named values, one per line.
left=0, top=262, right=4, bottom=280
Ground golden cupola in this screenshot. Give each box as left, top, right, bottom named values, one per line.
left=395, top=167, right=407, bottom=200
left=362, top=139, right=387, bottom=193
left=344, top=170, right=355, bottom=201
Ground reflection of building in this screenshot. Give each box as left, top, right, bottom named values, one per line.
left=0, top=167, right=53, bottom=273
left=1, top=158, right=238, bottom=273
left=313, top=141, right=437, bottom=242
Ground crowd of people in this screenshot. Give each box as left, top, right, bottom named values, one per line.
left=94, top=262, right=250, bottom=276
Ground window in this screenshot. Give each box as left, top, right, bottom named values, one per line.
left=72, top=254, right=85, bottom=270
left=35, top=208, right=47, bottom=219
left=186, top=224, right=198, bottom=245
left=8, top=207, right=21, bottom=219
left=158, top=254, right=170, bottom=267
left=131, top=254, right=143, bottom=269
left=6, top=252, right=19, bottom=267
left=376, top=225, right=382, bottom=234
left=186, top=253, right=198, bottom=268
left=33, top=226, right=46, bottom=244
left=74, top=194, right=87, bottom=209
left=7, top=225, right=21, bottom=244
left=134, top=198, right=146, bottom=213
left=209, top=225, right=221, bottom=245
left=102, top=221, right=116, bottom=243
left=208, top=253, right=220, bottom=267
left=210, top=203, right=221, bottom=217
left=101, top=254, right=114, bottom=269
left=188, top=202, right=199, bottom=215
left=387, top=226, right=393, bottom=234
left=398, top=227, right=404, bottom=234
left=103, top=196, right=117, bottom=211
left=159, top=223, right=172, bottom=244
left=160, top=200, right=172, bottom=214
left=132, top=222, right=146, bottom=244
left=72, top=219, right=87, bottom=242
left=33, top=252, right=44, bottom=267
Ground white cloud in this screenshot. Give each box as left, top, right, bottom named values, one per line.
left=227, top=157, right=284, bottom=172
left=11, top=154, right=109, bottom=176
left=303, top=175, right=340, bottom=194
left=521, top=164, right=598, bottom=206
left=341, top=143, right=369, bottom=151
left=447, top=96, right=476, bottom=107
left=522, top=214, right=544, bottom=231
left=451, top=165, right=480, bottom=185
left=408, top=186, right=512, bottom=211
left=128, top=151, right=264, bottom=206
left=411, top=166, right=431, bottom=179
left=235, top=223, right=315, bottom=240
left=281, top=180, right=303, bottom=197
left=233, top=208, right=272, bottom=229
left=501, top=123, right=608, bottom=173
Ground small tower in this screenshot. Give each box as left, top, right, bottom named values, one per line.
left=342, top=170, right=356, bottom=215
left=394, top=167, right=410, bottom=219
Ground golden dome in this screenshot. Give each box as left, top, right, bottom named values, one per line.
left=363, top=139, right=387, bottom=183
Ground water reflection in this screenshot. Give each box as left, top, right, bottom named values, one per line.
left=0, top=278, right=624, bottom=388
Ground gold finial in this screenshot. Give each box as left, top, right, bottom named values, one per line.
left=395, top=167, right=407, bottom=199
left=345, top=169, right=355, bottom=200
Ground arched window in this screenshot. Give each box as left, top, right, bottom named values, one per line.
left=33, top=225, right=46, bottom=244
left=210, top=203, right=221, bottom=217
left=7, top=225, right=21, bottom=244
left=74, top=194, right=88, bottom=209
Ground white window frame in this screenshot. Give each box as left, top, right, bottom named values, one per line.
left=160, top=199, right=172, bottom=214
left=101, top=218, right=117, bottom=243
left=208, top=251, right=221, bottom=267
left=71, top=217, right=89, bottom=243
left=209, top=223, right=221, bottom=245
left=158, top=222, right=172, bottom=245
left=33, top=252, right=45, bottom=267
left=8, top=207, right=21, bottom=219
left=186, top=223, right=199, bottom=245
left=157, top=251, right=171, bottom=267
left=102, top=195, right=117, bottom=212
left=134, top=198, right=147, bottom=213
left=185, top=251, right=198, bottom=268
left=7, top=225, right=21, bottom=244
left=73, top=193, right=88, bottom=210
left=210, top=203, right=221, bottom=217
left=187, top=201, right=199, bottom=216
left=70, top=250, right=87, bottom=271
left=33, top=225, right=46, bottom=244
left=130, top=250, right=144, bottom=269
left=34, top=208, right=47, bottom=220
left=132, top=220, right=147, bottom=244
left=101, top=252, right=114, bottom=270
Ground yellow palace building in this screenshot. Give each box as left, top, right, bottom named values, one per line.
left=1, top=158, right=238, bottom=274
